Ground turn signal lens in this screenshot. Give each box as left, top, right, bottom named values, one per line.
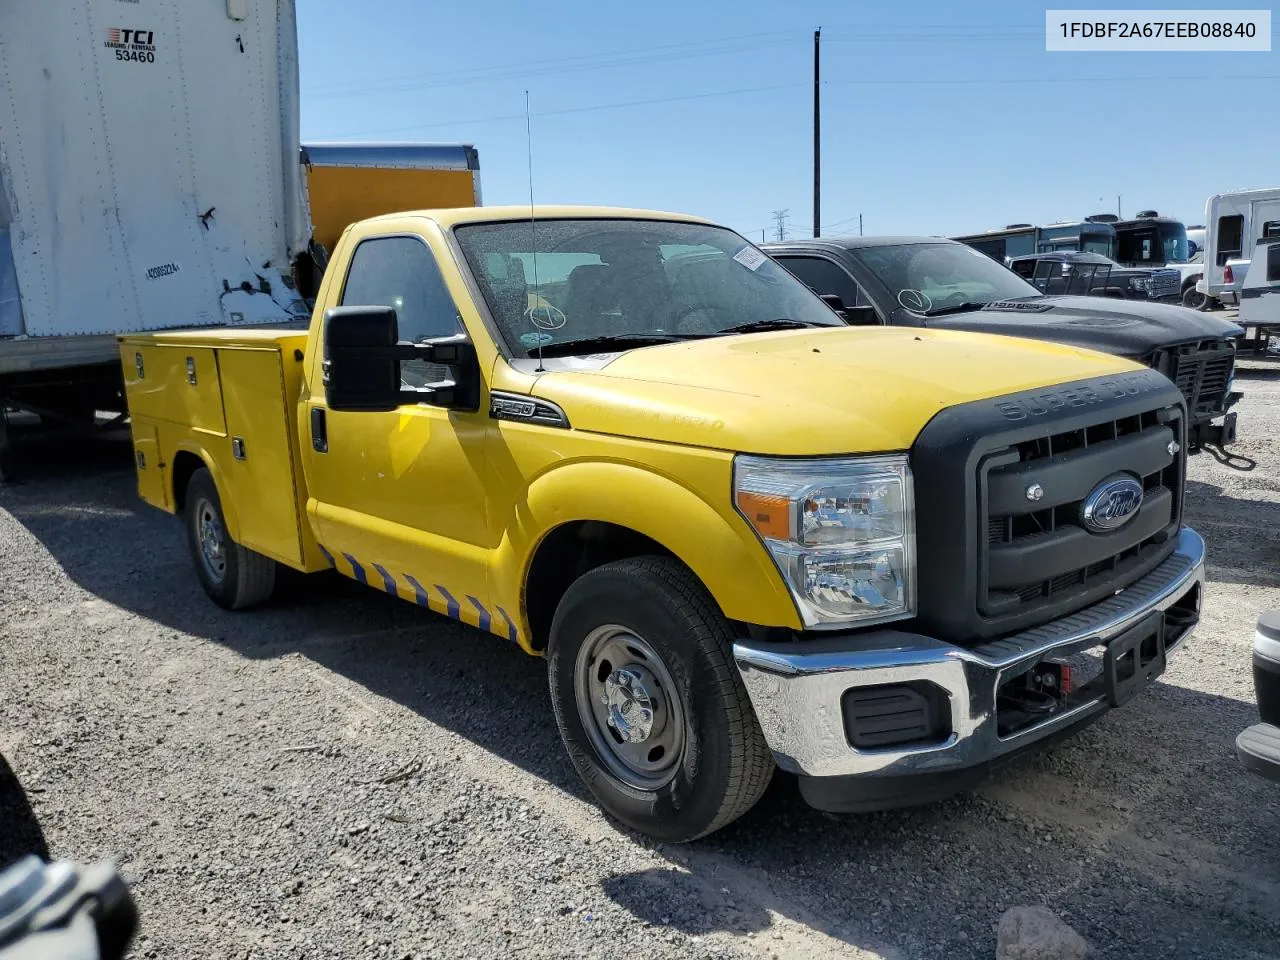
left=735, top=490, right=792, bottom=540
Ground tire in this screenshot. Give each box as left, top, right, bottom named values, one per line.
left=1183, top=284, right=1208, bottom=310
left=547, top=556, right=774, bottom=842
left=184, top=468, right=276, bottom=610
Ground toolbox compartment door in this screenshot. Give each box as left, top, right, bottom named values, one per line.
left=218, top=348, right=305, bottom=567
left=121, top=345, right=226, bottom=435
left=129, top=421, right=169, bottom=511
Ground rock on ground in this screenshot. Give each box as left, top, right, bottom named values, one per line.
left=996, top=906, right=1090, bottom=960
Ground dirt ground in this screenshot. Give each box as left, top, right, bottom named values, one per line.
left=1, top=367, right=1278, bottom=959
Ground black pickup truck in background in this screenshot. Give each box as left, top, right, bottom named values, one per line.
left=761, top=235, right=1244, bottom=453
left=1007, top=250, right=1182, bottom=304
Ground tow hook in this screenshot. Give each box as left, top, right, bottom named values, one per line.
left=996, top=661, right=1071, bottom=736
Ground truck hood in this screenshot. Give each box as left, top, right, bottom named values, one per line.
left=925, top=296, right=1243, bottom=358
left=527, top=326, right=1142, bottom=456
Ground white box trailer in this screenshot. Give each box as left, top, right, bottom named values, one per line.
left=0, top=0, right=311, bottom=476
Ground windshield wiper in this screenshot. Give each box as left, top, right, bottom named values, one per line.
left=923, top=301, right=991, bottom=317
left=715, top=318, right=826, bottom=334
left=524, top=333, right=705, bottom=358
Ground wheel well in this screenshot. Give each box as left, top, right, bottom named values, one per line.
left=170, top=451, right=205, bottom=513
left=524, top=521, right=675, bottom=652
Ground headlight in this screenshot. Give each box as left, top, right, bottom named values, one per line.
left=734, top=455, right=915, bottom=628
left=1129, top=277, right=1150, bottom=290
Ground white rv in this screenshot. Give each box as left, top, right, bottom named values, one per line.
left=1196, top=188, right=1280, bottom=308
left=0, top=0, right=310, bottom=478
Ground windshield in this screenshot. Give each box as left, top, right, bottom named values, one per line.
left=1080, top=226, right=1116, bottom=258
left=1117, top=223, right=1188, bottom=265
left=849, top=241, right=1041, bottom=314
left=1159, top=223, right=1190, bottom=262
left=452, top=219, right=840, bottom=355
left=1035, top=224, right=1116, bottom=259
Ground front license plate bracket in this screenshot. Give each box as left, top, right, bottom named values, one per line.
left=1106, top=612, right=1166, bottom=707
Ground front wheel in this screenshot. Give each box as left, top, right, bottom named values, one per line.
left=547, top=556, right=774, bottom=842
left=184, top=468, right=276, bottom=610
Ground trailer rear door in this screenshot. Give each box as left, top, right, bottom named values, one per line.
left=0, top=0, right=310, bottom=339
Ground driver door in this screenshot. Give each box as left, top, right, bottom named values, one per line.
left=304, top=233, right=495, bottom=626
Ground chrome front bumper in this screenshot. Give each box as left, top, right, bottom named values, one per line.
left=733, top=527, right=1206, bottom=779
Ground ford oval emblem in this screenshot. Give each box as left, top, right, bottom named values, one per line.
left=1081, top=474, right=1144, bottom=533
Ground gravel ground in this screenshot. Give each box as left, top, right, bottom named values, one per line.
left=2, top=371, right=1280, bottom=960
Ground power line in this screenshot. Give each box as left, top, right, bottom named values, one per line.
left=322, top=74, right=1280, bottom=139
left=305, top=33, right=796, bottom=100
left=306, top=24, right=1047, bottom=97
left=824, top=34, right=1045, bottom=42
left=828, top=74, right=1280, bottom=87
left=328, top=81, right=805, bottom=138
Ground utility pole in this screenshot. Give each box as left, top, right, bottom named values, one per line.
left=813, top=27, right=821, bottom=238
left=771, top=209, right=790, bottom=242
left=1117, top=194, right=1122, bottom=218
left=859, top=214, right=863, bottom=237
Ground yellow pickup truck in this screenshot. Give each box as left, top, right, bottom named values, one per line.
left=119, top=206, right=1206, bottom=841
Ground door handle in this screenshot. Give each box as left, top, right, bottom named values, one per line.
left=310, top=407, right=328, bottom=453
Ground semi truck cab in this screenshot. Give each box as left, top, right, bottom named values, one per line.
left=120, top=207, right=1206, bottom=841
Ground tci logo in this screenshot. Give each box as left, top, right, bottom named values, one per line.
left=105, top=27, right=155, bottom=46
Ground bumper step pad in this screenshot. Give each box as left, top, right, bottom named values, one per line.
left=1237, top=723, right=1280, bottom=782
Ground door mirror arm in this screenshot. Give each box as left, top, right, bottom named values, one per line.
left=322, top=307, right=481, bottom=413
left=396, top=336, right=480, bottom=411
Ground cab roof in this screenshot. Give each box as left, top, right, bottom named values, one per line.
left=360, top=205, right=718, bottom=229
left=761, top=235, right=954, bottom=250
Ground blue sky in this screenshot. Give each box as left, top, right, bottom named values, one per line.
left=297, top=0, right=1277, bottom=240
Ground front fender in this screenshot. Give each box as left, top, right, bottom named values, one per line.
left=492, top=460, right=802, bottom=641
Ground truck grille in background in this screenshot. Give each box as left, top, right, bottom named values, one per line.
left=981, top=408, right=1182, bottom=622
left=1151, top=339, right=1235, bottom=419
left=1149, top=269, right=1181, bottom=300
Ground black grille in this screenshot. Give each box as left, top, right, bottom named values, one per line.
left=1148, top=269, right=1181, bottom=300
left=910, top=366, right=1185, bottom=645
left=1151, top=339, right=1235, bottom=420
left=980, top=408, right=1182, bottom=622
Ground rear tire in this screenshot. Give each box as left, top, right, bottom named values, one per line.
left=1182, top=285, right=1208, bottom=310
left=184, top=468, right=276, bottom=610
left=547, top=556, right=774, bottom=842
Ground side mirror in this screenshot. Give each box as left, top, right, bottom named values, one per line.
left=818, top=293, right=878, bottom=326
left=322, top=306, right=480, bottom=413
left=841, top=304, right=879, bottom=326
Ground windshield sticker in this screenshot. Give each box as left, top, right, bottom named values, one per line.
left=519, top=331, right=555, bottom=347
left=897, top=289, right=933, bottom=313
left=732, top=246, right=768, bottom=271
left=526, top=303, right=567, bottom=330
